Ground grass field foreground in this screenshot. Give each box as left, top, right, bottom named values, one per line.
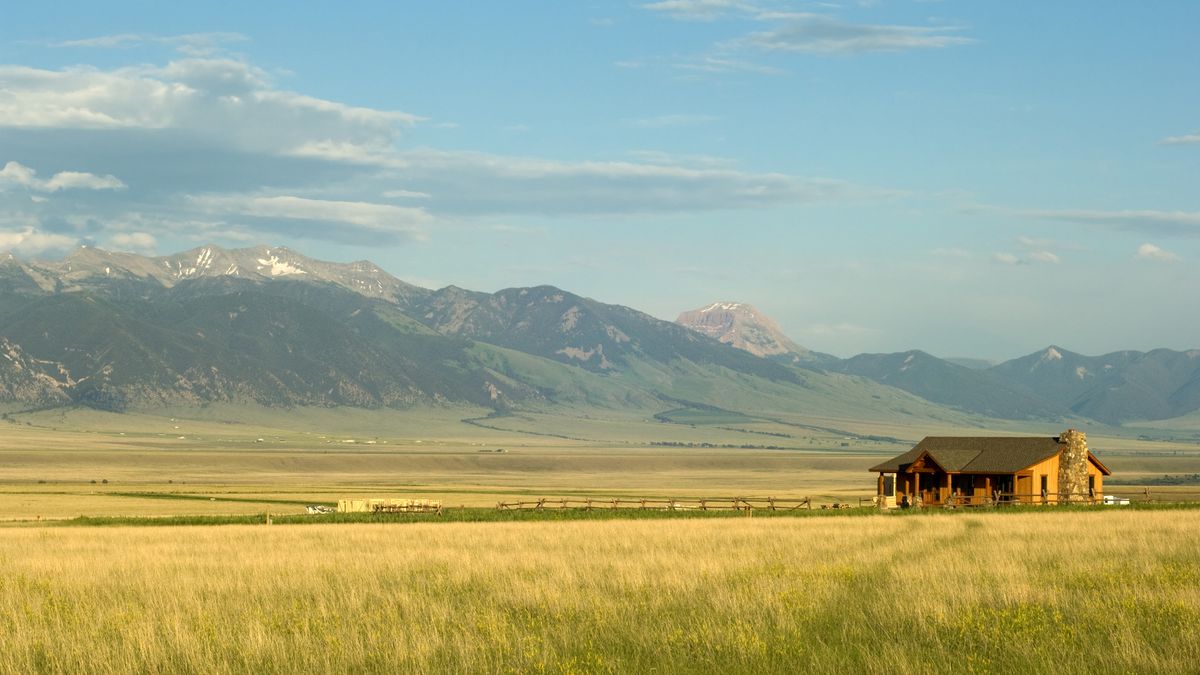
left=1, top=510, right=1197, bottom=673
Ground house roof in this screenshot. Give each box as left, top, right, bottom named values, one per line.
left=869, top=436, right=1110, bottom=475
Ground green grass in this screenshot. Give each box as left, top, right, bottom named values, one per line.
left=41, top=501, right=1200, bottom=528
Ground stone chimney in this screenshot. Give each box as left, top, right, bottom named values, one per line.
left=1058, top=429, right=1091, bottom=502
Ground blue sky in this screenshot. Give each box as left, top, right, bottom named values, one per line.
left=1, top=1, right=1197, bottom=359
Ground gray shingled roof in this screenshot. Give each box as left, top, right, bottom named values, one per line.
left=869, top=436, right=1063, bottom=474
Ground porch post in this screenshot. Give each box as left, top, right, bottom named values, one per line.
left=914, top=472, right=921, bottom=505
left=945, top=472, right=952, bottom=504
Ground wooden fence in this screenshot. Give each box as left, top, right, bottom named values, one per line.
left=495, top=496, right=812, bottom=512
left=944, top=492, right=1105, bottom=507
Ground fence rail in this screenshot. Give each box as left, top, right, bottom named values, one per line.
left=941, top=492, right=1103, bottom=508
left=371, top=503, right=443, bottom=515
left=495, top=497, right=813, bottom=512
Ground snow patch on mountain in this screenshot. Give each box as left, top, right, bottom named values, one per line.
left=256, top=253, right=307, bottom=277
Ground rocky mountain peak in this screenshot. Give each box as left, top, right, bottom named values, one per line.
left=675, top=301, right=806, bottom=358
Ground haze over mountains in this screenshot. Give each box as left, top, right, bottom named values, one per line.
left=1, top=244, right=1197, bottom=428
left=673, top=302, right=1200, bottom=425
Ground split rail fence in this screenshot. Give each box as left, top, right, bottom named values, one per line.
left=495, top=497, right=812, bottom=512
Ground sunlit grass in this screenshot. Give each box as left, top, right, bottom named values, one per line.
left=1, top=510, right=1197, bottom=673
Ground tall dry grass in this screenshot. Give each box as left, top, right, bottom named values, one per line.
left=0, top=510, right=1197, bottom=673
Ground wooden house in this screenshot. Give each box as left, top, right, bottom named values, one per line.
left=870, top=429, right=1110, bottom=507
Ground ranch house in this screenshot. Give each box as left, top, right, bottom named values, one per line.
left=870, top=429, right=1110, bottom=507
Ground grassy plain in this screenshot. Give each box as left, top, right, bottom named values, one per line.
left=1, top=510, right=1198, bottom=673
left=1, top=404, right=1198, bottom=520
left=2, top=405, right=1200, bottom=672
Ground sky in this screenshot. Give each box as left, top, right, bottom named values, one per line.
left=1, top=1, right=1197, bottom=360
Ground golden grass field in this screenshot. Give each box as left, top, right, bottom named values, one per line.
left=2, top=405, right=1196, bottom=521
left=1, top=510, right=1198, bottom=673
left=2, top=405, right=1199, bottom=673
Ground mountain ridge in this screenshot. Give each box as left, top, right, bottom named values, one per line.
left=2, top=245, right=1197, bottom=426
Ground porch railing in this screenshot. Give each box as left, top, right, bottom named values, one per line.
left=940, top=492, right=1102, bottom=507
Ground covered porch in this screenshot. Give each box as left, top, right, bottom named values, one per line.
left=880, top=465, right=1019, bottom=507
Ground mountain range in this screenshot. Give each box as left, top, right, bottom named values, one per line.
left=0, top=244, right=1196, bottom=427
left=670, top=302, right=1200, bottom=425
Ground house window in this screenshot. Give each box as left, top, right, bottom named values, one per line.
left=1089, top=475, right=1095, bottom=497
left=883, top=475, right=895, bottom=497
left=1040, top=475, right=1048, bottom=500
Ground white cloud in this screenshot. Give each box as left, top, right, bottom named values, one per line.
left=738, top=14, right=973, bottom=54
left=1028, top=250, right=1060, bottom=264
left=0, top=60, right=419, bottom=157
left=189, top=194, right=430, bottom=240
left=0, top=54, right=893, bottom=249
left=381, top=189, right=431, bottom=199
left=50, top=32, right=249, bottom=57
left=992, top=252, right=1020, bottom=265
left=641, top=0, right=758, bottom=22
left=0, top=227, right=77, bottom=255
left=1013, top=207, right=1200, bottom=237
left=1135, top=243, right=1180, bottom=263
left=0, top=161, right=125, bottom=192
left=108, top=231, right=158, bottom=255
left=388, top=148, right=894, bottom=216
left=673, top=56, right=785, bottom=75
left=1161, top=132, right=1200, bottom=145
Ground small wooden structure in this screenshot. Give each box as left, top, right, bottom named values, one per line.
left=870, top=429, right=1110, bottom=507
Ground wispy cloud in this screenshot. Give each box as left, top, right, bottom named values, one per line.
left=188, top=195, right=430, bottom=242
left=1160, top=132, right=1200, bottom=145
left=0, top=161, right=125, bottom=192
left=671, top=55, right=785, bottom=75
left=626, top=113, right=720, bottom=128
left=618, top=55, right=784, bottom=76
left=0, top=54, right=894, bottom=251
left=634, top=5, right=973, bottom=82
left=736, top=13, right=973, bottom=54
left=387, top=147, right=897, bottom=216
left=1135, top=243, right=1180, bottom=263
left=48, top=32, right=249, bottom=57
left=640, top=0, right=758, bottom=22
left=382, top=189, right=431, bottom=199
left=1027, top=250, right=1061, bottom=264
left=991, top=236, right=1062, bottom=265
left=1012, top=207, right=1200, bottom=237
